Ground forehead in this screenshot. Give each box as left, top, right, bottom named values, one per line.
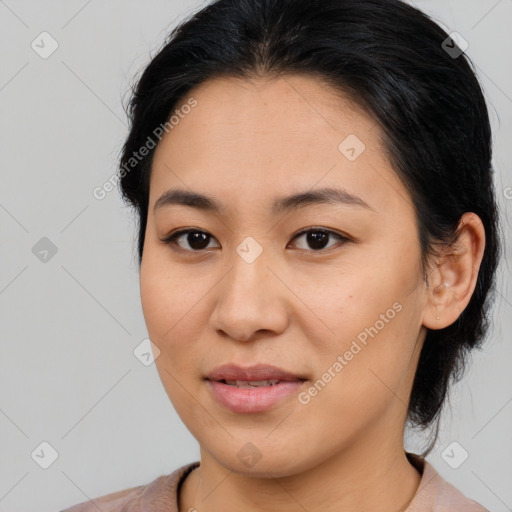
left=149, top=74, right=412, bottom=219
left=168, top=73, right=375, bottom=143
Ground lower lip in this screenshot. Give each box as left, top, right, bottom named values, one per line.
left=206, top=379, right=306, bottom=413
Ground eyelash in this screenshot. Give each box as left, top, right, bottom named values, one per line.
left=160, top=227, right=351, bottom=254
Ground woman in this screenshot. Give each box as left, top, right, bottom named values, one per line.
left=61, top=0, right=501, bottom=510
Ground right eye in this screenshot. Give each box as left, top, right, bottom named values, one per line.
left=160, top=229, right=220, bottom=253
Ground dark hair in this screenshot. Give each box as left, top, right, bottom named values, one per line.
left=118, top=0, right=501, bottom=455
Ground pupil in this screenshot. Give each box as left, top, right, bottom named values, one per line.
left=308, top=231, right=328, bottom=250
left=189, top=232, right=209, bottom=250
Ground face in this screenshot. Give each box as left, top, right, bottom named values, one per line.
left=140, top=74, right=430, bottom=477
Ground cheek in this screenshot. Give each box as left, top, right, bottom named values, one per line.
left=139, top=248, right=217, bottom=382
left=300, top=253, right=422, bottom=410
left=140, top=255, right=208, bottom=415
left=293, top=256, right=407, bottom=348
left=140, top=255, right=189, bottom=381
left=140, top=248, right=201, bottom=340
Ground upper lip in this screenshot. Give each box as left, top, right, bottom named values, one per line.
left=205, top=363, right=307, bottom=382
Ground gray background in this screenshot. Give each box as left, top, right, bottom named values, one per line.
left=0, top=1, right=510, bottom=511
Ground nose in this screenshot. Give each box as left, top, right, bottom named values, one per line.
left=209, top=246, right=289, bottom=342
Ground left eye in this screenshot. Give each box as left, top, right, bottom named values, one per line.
left=161, top=228, right=349, bottom=253
left=290, top=228, right=349, bottom=251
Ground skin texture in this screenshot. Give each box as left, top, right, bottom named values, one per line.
left=139, top=74, right=486, bottom=512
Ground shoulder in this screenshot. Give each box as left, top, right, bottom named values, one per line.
left=59, top=484, right=144, bottom=512
left=433, top=469, right=489, bottom=512
left=406, top=452, right=489, bottom=512
left=59, top=462, right=200, bottom=512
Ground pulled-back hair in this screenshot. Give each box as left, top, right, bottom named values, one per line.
left=117, top=0, right=501, bottom=454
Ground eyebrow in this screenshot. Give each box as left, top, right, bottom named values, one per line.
left=153, top=186, right=374, bottom=215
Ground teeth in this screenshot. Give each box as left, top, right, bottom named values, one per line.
left=224, top=379, right=281, bottom=387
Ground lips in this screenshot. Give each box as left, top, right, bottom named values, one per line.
left=205, top=363, right=307, bottom=383
left=206, top=378, right=307, bottom=413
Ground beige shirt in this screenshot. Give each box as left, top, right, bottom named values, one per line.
left=60, top=453, right=488, bottom=511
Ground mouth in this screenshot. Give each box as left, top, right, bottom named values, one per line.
left=205, top=378, right=308, bottom=413
left=204, top=362, right=308, bottom=383
left=212, top=378, right=306, bottom=388
left=203, top=363, right=309, bottom=412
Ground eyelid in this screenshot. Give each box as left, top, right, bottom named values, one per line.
left=160, top=226, right=352, bottom=254
left=290, top=226, right=351, bottom=242
left=160, top=228, right=219, bottom=253
left=289, top=227, right=351, bottom=253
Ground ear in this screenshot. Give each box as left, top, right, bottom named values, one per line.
left=422, top=212, right=486, bottom=330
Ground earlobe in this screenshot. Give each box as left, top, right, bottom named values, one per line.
left=422, top=212, right=486, bottom=330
